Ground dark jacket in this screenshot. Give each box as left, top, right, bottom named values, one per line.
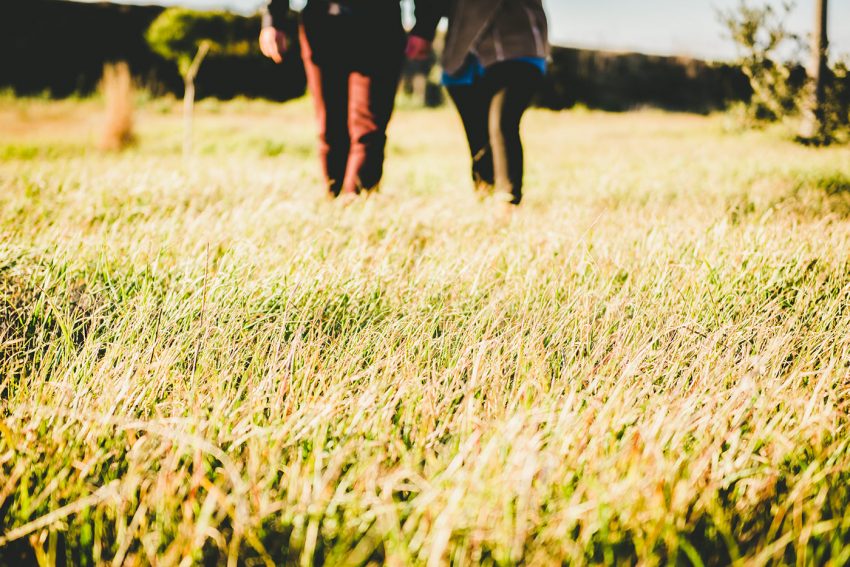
left=414, top=0, right=550, bottom=75
left=263, top=0, right=435, bottom=37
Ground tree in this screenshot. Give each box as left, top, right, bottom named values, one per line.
left=720, top=1, right=804, bottom=122
left=146, top=9, right=256, bottom=156
left=799, top=0, right=829, bottom=142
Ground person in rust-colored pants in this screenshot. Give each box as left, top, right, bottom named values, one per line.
left=261, top=1, right=423, bottom=198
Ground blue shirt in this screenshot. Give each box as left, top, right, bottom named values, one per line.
left=442, top=55, right=548, bottom=87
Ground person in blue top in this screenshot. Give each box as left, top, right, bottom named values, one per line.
left=408, top=0, right=550, bottom=207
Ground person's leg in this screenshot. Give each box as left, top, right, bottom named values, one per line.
left=447, top=83, right=495, bottom=193
left=341, top=38, right=405, bottom=195
left=486, top=62, right=543, bottom=205
left=299, top=23, right=350, bottom=197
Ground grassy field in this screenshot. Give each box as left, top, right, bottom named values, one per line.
left=1, top=95, right=850, bottom=566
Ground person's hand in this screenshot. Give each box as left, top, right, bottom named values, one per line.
left=405, top=35, right=432, bottom=61
left=260, top=27, right=288, bottom=63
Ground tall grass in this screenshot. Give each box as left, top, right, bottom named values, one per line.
left=98, top=62, right=136, bottom=152
left=0, top=99, right=849, bottom=565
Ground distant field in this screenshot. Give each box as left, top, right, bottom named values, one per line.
left=1, top=96, right=850, bottom=565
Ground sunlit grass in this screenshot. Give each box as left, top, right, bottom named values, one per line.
left=1, top=97, right=849, bottom=565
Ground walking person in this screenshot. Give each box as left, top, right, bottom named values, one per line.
left=260, top=0, right=432, bottom=199
left=407, top=0, right=550, bottom=207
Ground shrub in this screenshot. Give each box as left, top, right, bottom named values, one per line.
left=98, top=62, right=136, bottom=152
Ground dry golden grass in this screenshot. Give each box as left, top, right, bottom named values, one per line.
left=0, top=96, right=849, bottom=566
left=98, top=62, right=136, bottom=152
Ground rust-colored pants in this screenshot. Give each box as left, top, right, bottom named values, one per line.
left=298, top=8, right=405, bottom=196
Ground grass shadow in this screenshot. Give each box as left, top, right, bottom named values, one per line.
left=811, top=172, right=850, bottom=196
left=763, top=171, right=850, bottom=220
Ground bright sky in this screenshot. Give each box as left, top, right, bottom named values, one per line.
left=551, top=0, right=850, bottom=60
left=77, top=0, right=850, bottom=61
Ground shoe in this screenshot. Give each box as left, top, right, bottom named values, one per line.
left=473, top=179, right=496, bottom=200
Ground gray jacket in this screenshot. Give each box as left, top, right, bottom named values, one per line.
left=414, top=0, right=550, bottom=75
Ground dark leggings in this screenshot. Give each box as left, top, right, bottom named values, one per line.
left=447, top=61, right=543, bottom=205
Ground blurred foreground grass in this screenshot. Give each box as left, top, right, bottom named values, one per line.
left=1, top=96, right=850, bottom=565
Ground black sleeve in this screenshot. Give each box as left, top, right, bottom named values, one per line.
left=262, top=0, right=292, bottom=29
left=411, top=0, right=449, bottom=41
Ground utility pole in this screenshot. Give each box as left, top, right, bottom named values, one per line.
left=800, top=0, right=829, bottom=142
